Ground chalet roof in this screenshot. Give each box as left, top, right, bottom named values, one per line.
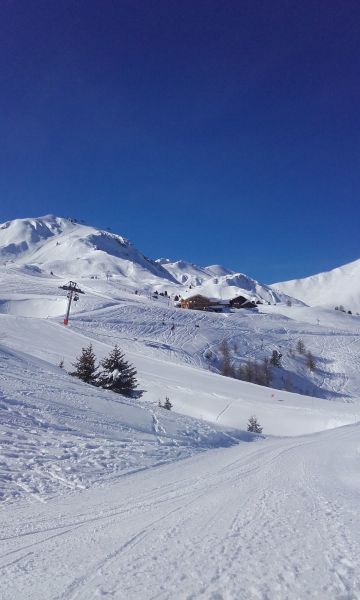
left=182, top=294, right=216, bottom=302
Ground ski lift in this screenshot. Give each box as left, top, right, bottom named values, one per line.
left=73, top=293, right=79, bottom=302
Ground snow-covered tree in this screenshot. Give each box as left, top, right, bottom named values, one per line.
left=98, top=345, right=139, bottom=397
left=70, top=344, right=98, bottom=384
left=247, top=415, right=263, bottom=434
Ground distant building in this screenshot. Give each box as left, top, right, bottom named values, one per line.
left=180, top=293, right=257, bottom=312
left=229, top=295, right=247, bottom=308
left=180, top=295, right=213, bottom=311
left=229, top=296, right=257, bottom=309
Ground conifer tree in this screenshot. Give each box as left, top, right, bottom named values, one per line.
left=98, top=345, right=139, bottom=397
left=306, top=351, right=316, bottom=372
left=296, top=339, right=306, bottom=354
left=270, top=349, right=282, bottom=368
left=70, top=344, right=98, bottom=384
left=247, top=415, right=263, bottom=434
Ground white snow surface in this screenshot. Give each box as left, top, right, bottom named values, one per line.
left=1, top=215, right=360, bottom=598
left=273, top=257, right=360, bottom=312
left=0, top=215, right=294, bottom=304
left=0, top=215, right=176, bottom=286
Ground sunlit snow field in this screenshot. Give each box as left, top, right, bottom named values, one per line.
left=1, top=217, right=360, bottom=598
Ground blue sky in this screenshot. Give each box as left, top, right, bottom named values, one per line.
left=1, top=0, right=359, bottom=283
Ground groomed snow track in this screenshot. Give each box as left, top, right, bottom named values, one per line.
left=1, top=423, right=360, bottom=599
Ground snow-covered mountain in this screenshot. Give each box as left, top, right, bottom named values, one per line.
left=156, top=258, right=234, bottom=286
left=182, top=272, right=288, bottom=304
left=156, top=258, right=298, bottom=304
left=272, top=257, right=360, bottom=312
left=0, top=215, right=176, bottom=286
left=0, top=215, right=296, bottom=304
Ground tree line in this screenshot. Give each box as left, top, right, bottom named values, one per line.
left=218, top=338, right=316, bottom=389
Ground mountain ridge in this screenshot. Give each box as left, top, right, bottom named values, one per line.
left=272, top=257, right=360, bottom=312
left=0, top=214, right=298, bottom=305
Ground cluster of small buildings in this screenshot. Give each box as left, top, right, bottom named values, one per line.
left=178, top=294, right=259, bottom=312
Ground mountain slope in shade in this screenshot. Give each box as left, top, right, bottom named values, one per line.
left=272, top=258, right=360, bottom=312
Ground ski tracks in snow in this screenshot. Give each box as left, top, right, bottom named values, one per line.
left=2, top=427, right=360, bottom=599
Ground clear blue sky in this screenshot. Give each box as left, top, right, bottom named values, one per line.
left=1, top=0, right=359, bottom=283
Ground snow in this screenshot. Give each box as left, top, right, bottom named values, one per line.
left=272, top=257, right=360, bottom=312
left=2, top=424, right=360, bottom=599
left=1, top=215, right=360, bottom=598
left=0, top=215, right=296, bottom=303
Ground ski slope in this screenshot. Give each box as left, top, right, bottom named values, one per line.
left=1, top=215, right=360, bottom=598
left=2, top=423, right=360, bottom=599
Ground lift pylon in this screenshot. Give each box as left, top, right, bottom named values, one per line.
left=59, top=281, right=85, bottom=325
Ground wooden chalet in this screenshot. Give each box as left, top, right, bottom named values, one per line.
left=229, top=295, right=257, bottom=309
left=180, top=295, right=213, bottom=310
left=229, top=295, right=247, bottom=308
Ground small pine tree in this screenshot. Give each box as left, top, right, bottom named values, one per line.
left=70, top=344, right=98, bottom=384
left=98, top=345, right=139, bottom=397
left=58, top=358, right=64, bottom=369
left=296, top=339, right=306, bottom=354
left=270, top=349, right=282, bottom=368
left=163, top=397, right=172, bottom=410
left=247, top=415, right=263, bottom=434
left=306, top=351, right=316, bottom=372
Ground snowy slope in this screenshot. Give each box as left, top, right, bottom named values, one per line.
left=272, top=257, right=360, bottom=312
left=0, top=215, right=176, bottom=286
left=2, top=422, right=360, bottom=599
left=0, top=339, right=250, bottom=504
left=0, top=215, right=304, bottom=305
left=1, top=216, right=360, bottom=598
left=156, top=258, right=234, bottom=286
left=158, top=258, right=296, bottom=304
left=183, top=271, right=293, bottom=303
